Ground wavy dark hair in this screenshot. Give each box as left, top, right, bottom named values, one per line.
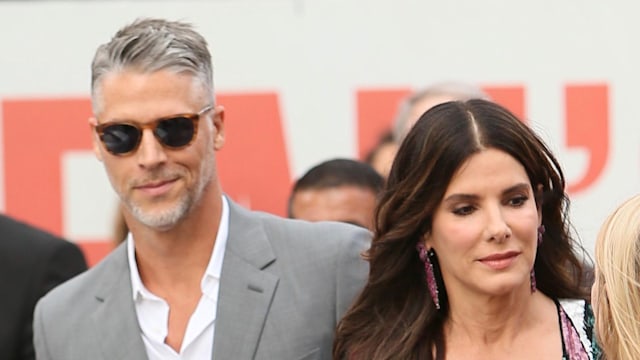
left=333, top=99, right=588, bottom=359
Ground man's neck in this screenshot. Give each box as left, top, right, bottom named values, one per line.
left=128, top=189, right=223, bottom=295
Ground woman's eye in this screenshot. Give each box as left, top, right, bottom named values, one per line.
left=453, top=205, right=475, bottom=216
left=508, top=196, right=528, bottom=207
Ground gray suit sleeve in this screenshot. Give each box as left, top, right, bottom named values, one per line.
left=30, top=242, right=86, bottom=360
left=334, top=228, right=371, bottom=322
left=33, top=298, right=52, bottom=360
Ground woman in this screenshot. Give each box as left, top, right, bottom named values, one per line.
left=592, top=194, right=640, bottom=359
left=334, top=99, right=598, bottom=359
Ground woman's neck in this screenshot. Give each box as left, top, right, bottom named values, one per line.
left=445, top=285, right=547, bottom=346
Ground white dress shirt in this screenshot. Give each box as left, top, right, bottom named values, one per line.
left=127, top=196, right=229, bottom=360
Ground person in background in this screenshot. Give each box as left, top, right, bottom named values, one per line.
left=289, top=158, right=384, bottom=231
left=334, top=99, right=597, bottom=359
left=34, top=18, right=369, bottom=360
left=365, top=82, right=489, bottom=180
left=592, top=193, right=640, bottom=359
left=392, top=81, right=490, bottom=143
left=364, top=131, right=398, bottom=180
left=0, top=214, right=87, bottom=360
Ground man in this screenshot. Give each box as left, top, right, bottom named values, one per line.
left=365, top=82, right=490, bottom=180
left=363, top=131, right=397, bottom=180
left=392, top=81, right=490, bottom=143
left=0, top=214, right=86, bottom=360
left=34, top=18, right=369, bottom=360
left=288, top=158, right=383, bottom=231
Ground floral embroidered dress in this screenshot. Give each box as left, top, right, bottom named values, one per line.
left=557, top=299, right=601, bottom=360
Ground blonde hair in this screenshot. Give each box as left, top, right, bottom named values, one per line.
left=594, top=193, right=640, bottom=359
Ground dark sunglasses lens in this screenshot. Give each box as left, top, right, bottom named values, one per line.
left=155, top=117, right=196, bottom=148
left=101, top=124, right=140, bottom=154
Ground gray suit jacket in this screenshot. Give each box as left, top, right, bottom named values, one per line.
left=34, top=200, right=370, bottom=360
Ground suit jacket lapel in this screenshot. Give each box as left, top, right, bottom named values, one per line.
left=213, top=199, right=279, bottom=360
left=91, top=244, right=148, bottom=360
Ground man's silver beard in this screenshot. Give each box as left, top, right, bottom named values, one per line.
left=118, top=131, right=217, bottom=231
left=124, top=156, right=214, bottom=231
left=127, top=194, right=192, bottom=230
left=125, top=167, right=213, bottom=230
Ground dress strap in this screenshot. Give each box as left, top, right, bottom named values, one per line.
left=556, top=299, right=597, bottom=360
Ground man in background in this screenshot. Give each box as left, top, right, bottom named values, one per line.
left=363, top=131, right=397, bottom=180
left=0, top=214, right=87, bottom=360
left=392, top=81, right=490, bottom=143
left=365, top=82, right=490, bottom=180
left=289, top=158, right=384, bottom=231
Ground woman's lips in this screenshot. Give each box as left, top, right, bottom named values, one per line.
left=478, top=251, right=521, bottom=270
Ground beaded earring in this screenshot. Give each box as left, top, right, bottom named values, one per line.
left=417, top=243, right=443, bottom=309
left=531, top=224, right=546, bottom=292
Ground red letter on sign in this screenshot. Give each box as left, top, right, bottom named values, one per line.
left=482, top=86, right=526, bottom=123
left=212, top=92, right=291, bottom=217
left=565, top=84, right=609, bottom=193
left=356, top=89, right=411, bottom=158
left=3, top=98, right=93, bottom=234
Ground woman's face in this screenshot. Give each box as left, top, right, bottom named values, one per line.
left=424, top=148, right=542, bottom=299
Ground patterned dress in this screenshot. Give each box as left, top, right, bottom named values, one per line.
left=558, top=299, right=602, bottom=360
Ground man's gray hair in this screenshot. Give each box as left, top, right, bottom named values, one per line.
left=91, top=18, right=214, bottom=114
left=392, top=81, right=490, bottom=142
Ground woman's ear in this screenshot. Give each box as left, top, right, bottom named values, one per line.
left=423, top=231, right=433, bottom=249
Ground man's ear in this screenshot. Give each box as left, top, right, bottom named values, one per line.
left=212, top=105, right=225, bottom=150
left=88, top=117, right=104, bottom=162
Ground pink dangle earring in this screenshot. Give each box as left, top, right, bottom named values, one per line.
left=531, top=224, right=545, bottom=293
left=417, top=243, right=441, bottom=309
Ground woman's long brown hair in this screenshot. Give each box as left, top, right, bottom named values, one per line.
left=333, top=99, right=588, bottom=359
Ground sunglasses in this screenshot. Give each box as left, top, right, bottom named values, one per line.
left=95, top=105, right=213, bottom=155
